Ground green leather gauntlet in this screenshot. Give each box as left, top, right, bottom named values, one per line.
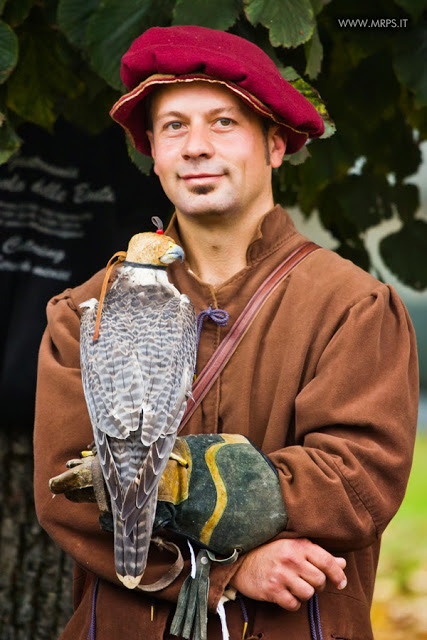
left=155, top=433, right=287, bottom=555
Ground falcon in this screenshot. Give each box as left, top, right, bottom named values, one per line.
left=79, top=219, right=197, bottom=589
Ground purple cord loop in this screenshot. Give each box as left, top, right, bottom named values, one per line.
left=308, top=593, right=323, bottom=640
left=195, top=305, right=229, bottom=374
left=87, top=577, right=100, bottom=640
left=196, top=305, right=229, bottom=351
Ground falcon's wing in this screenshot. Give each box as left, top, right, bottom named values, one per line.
left=80, top=281, right=196, bottom=521
left=120, top=290, right=197, bottom=527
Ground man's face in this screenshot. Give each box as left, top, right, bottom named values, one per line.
left=147, top=82, right=286, bottom=221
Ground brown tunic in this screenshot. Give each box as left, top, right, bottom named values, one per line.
left=34, top=206, right=418, bottom=640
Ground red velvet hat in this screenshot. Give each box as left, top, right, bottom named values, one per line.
left=110, top=26, right=325, bottom=155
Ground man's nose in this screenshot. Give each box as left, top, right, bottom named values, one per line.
left=181, top=124, right=214, bottom=159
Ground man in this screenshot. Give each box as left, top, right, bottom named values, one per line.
left=34, top=25, right=418, bottom=640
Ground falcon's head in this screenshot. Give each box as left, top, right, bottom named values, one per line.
left=126, top=232, right=184, bottom=266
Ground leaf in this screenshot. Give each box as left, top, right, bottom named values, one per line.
left=336, top=240, right=371, bottom=273
left=334, top=53, right=400, bottom=135
left=363, top=117, right=421, bottom=181
left=57, top=0, right=100, bottom=50
left=6, top=23, right=85, bottom=129
left=336, top=174, right=392, bottom=229
left=297, top=135, right=354, bottom=214
left=393, top=183, right=420, bottom=223
left=310, top=0, right=331, bottom=15
left=285, top=144, right=310, bottom=165
left=0, top=20, right=18, bottom=84
left=172, top=0, right=241, bottom=31
left=233, top=21, right=289, bottom=69
left=3, top=0, right=34, bottom=27
left=393, top=26, right=427, bottom=107
left=380, top=220, right=427, bottom=291
left=327, top=33, right=383, bottom=88
left=400, top=83, right=427, bottom=140
left=272, top=165, right=299, bottom=207
left=281, top=66, right=335, bottom=138
left=304, top=24, right=323, bottom=79
left=323, top=51, right=421, bottom=179
left=126, top=136, right=153, bottom=175
left=86, top=0, right=174, bottom=90
left=0, top=111, right=21, bottom=164
left=244, top=0, right=314, bottom=48
left=317, top=174, right=392, bottom=241
left=62, top=65, right=120, bottom=135
left=393, top=0, right=427, bottom=22
left=281, top=66, right=300, bottom=82
left=407, top=105, right=427, bottom=141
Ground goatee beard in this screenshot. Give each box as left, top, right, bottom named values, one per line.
left=190, top=184, right=216, bottom=195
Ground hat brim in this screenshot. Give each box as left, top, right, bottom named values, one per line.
left=110, top=74, right=309, bottom=156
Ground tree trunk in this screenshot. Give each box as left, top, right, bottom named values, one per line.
left=0, top=431, right=73, bottom=639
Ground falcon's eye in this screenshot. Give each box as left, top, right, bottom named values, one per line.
left=168, top=242, right=175, bottom=249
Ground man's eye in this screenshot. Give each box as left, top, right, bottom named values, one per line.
left=218, top=118, right=233, bottom=127
left=166, top=122, right=182, bottom=131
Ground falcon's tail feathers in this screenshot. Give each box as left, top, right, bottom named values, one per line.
left=114, top=490, right=158, bottom=589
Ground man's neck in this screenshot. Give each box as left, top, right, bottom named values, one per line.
left=175, top=204, right=275, bottom=286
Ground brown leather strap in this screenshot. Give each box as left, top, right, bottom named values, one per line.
left=137, top=538, right=185, bottom=592
left=179, top=241, right=320, bottom=433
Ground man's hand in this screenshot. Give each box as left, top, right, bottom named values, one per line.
left=229, top=538, right=347, bottom=611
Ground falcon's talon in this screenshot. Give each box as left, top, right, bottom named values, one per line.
left=66, top=458, right=85, bottom=468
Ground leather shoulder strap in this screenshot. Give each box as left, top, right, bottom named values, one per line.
left=179, top=241, right=320, bottom=433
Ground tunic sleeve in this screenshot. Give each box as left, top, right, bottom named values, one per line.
left=269, top=285, right=418, bottom=550
left=33, top=286, right=238, bottom=612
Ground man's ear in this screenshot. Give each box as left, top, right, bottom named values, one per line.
left=269, top=126, right=287, bottom=168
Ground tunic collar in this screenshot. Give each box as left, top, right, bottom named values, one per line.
left=165, top=204, right=298, bottom=277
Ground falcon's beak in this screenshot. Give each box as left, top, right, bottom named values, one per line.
left=160, top=243, right=185, bottom=264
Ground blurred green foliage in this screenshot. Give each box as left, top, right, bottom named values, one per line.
left=0, top=0, right=426, bottom=288
left=393, top=434, right=427, bottom=518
